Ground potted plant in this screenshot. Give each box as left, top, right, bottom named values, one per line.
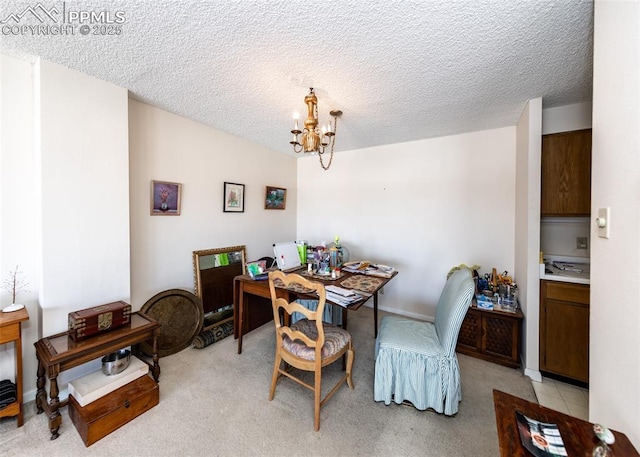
left=2, top=265, right=29, bottom=313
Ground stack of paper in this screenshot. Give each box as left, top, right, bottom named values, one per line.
left=343, top=262, right=396, bottom=278
left=325, top=285, right=363, bottom=307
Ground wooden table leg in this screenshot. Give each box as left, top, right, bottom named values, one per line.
left=237, top=282, right=245, bottom=354
left=35, top=359, right=45, bottom=415
left=151, top=332, right=161, bottom=382
left=47, top=375, right=62, bottom=440
left=373, top=291, right=379, bottom=338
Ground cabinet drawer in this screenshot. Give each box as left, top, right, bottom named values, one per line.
left=0, top=322, right=19, bottom=344
left=544, top=281, right=589, bottom=305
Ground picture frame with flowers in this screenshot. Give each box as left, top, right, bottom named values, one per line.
left=151, top=180, right=182, bottom=215
left=223, top=182, right=245, bottom=213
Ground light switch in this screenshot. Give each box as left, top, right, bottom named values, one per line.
left=596, top=207, right=610, bottom=239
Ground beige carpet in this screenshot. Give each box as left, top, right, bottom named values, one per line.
left=1, top=307, right=536, bottom=456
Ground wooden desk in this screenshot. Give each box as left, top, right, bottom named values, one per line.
left=234, top=270, right=397, bottom=354
left=493, top=389, right=639, bottom=456
left=34, top=312, right=160, bottom=440
left=0, top=307, right=29, bottom=427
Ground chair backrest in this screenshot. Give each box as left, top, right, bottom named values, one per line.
left=434, top=268, right=475, bottom=356
left=268, top=270, right=327, bottom=358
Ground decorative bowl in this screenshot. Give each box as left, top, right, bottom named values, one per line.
left=101, top=349, right=131, bottom=376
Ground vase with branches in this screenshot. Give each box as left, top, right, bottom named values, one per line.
left=2, top=265, right=29, bottom=307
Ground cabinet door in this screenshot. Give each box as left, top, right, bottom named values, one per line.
left=482, top=314, right=518, bottom=362
left=540, top=281, right=590, bottom=383
left=457, top=308, right=482, bottom=353
left=541, top=129, right=592, bottom=216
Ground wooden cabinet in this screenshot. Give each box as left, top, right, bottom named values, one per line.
left=0, top=307, right=29, bottom=427
left=541, top=129, right=592, bottom=216
left=540, top=280, right=589, bottom=383
left=457, top=304, right=524, bottom=368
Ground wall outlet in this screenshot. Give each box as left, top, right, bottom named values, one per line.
left=576, top=237, right=588, bottom=249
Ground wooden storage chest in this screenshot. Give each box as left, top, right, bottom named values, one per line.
left=68, top=375, right=159, bottom=446
left=456, top=302, right=524, bottom=368
left=68, top=301, right=132, bottom=341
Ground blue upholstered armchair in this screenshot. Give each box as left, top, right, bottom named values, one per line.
left=373, top=268, right=474, bottom=415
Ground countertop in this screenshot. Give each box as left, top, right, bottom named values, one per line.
left=539, top=255, right=590, bottom=285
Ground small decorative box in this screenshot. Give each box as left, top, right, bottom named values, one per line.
left=68, top=301, right=132, bottom=341
left=476, top=296, right=494, bottom=311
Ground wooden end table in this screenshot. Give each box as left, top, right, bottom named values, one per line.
left=0, top=307, right=29, bottom=427
left=34, top=312, right=160, bottom=440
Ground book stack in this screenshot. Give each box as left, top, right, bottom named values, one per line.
left=325, top=285, right=363, bottom=307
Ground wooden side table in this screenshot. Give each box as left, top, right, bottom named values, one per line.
left=34, top=312, right=160, bottom=440
left=457, top=301, right=524, bottom=368
left=0, top=306, right=29, bottom=427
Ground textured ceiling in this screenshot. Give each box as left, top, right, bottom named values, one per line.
left=1, top=0, right=593, bottom=156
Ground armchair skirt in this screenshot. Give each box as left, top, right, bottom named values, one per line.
left=374, top=316, right=461, bottom=414
left=373, top=268, right=474, bottom=415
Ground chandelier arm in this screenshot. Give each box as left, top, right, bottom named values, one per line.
left=318, top=115, right=338, bottom=171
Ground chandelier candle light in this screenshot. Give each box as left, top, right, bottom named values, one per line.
left=290, top=88, right=342, bottom=171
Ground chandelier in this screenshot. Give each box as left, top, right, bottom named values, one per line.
left=290, top=88, right=342, bottom=171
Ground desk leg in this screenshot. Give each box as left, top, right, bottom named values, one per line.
left=373, top=292, right=379, bottom=338
left=35, top=359, right=45, bottom=415
left=237, top=282, right=245, bottom=354
left=341, top=307, right=349, bottom=370
left=47, top=375, right=62, bottom=440
left=151, top=332, right=161, bottom=382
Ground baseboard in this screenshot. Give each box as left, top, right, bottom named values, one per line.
left=524, top=368, right=542, bottom=382
left=364, top=302, right=434, bottom=323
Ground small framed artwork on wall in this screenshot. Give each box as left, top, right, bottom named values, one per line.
left=151, top=180, right=181, bottom=215
left=265, top=186, right=286, bottom=210
left=223, top=182, right=245, bottom=213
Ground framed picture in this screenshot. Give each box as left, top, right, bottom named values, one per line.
left=151, top=180, right=181, bottom=215
left=223, top=182, right=245, bottom=213
left=265, top=186, right=286, bottom=210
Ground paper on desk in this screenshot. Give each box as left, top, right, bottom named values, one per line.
left=326, top=285, right=357, bottom=297
left=326, top=291, right=362, bottom=307
left=343, top=262, right=396, bottom=278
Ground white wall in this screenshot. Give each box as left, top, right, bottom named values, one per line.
left=1, top=55, right=131, bottom=399
left=128, top=100, right=297, bottom=308
left=514, top=99, right=542, bottom=381
left=297, top=127, right=516, bottom=319
left=591, top=0, right=640, bottom=447
left=37, top=59, right=131, bottom=337
left=540, top=218, right=590, bottom=258
left=0, top=54, right=40, bottom=394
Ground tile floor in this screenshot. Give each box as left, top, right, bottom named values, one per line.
left=531, top=377, right=589, bottom=421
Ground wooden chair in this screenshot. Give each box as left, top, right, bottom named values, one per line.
left=268, top=270, right=354, bottom=431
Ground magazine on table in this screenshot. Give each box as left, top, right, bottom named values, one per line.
left=516, top=411, right=567, bottom=457
left=342, top=261, right=396, bottom=278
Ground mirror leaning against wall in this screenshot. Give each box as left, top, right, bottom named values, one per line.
left=192, top=245, right=246, bottom=331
